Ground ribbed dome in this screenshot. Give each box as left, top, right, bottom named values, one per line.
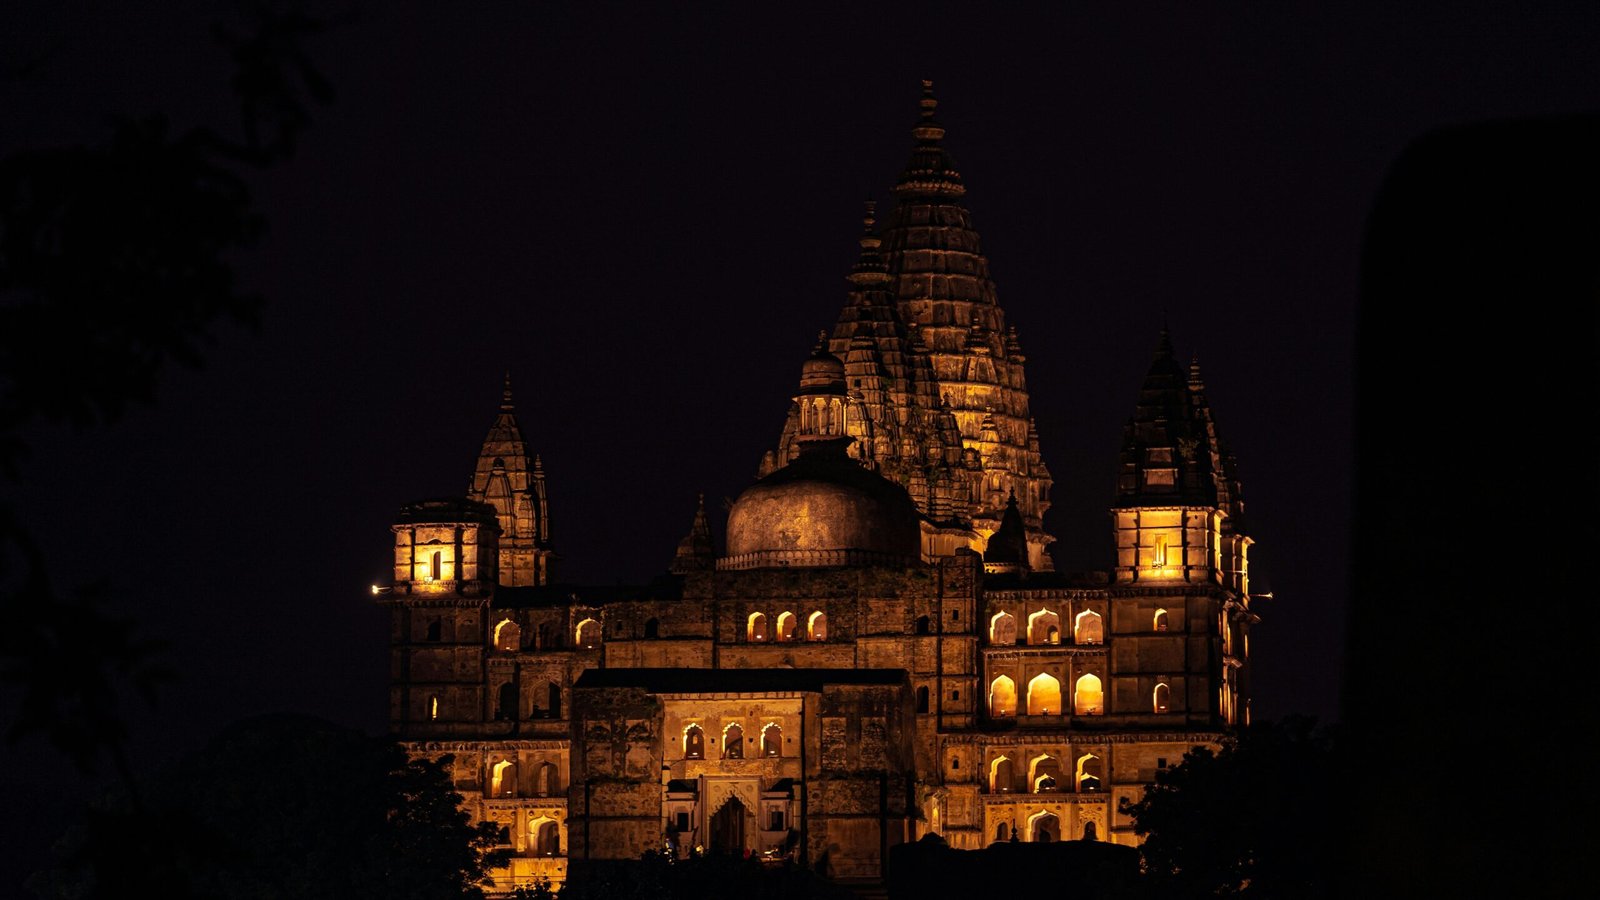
left=722, top=440, right=920, bottom=569
left=798, top=346, right=846, bottom=395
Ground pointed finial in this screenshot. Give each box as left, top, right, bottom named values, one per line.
left=849, top=199, right=890, bottom=285
left=813, top=329, right=829, bottom=352
left=1155, top=325, right=1175, bottom=359
left=533, top=453, right=544, bottom=472
left=920, top=79, right=938, bottom=120
left=913, top=79, right=945, bottom=143
left=501, top=371, right=515, bottom=411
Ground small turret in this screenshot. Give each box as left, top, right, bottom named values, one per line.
left=467, top=375, right=554, bottom=586
left=669, top=493, right=715, bottom=574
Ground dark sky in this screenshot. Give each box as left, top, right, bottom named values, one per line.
left=4, top=0, right=1598, bottom=885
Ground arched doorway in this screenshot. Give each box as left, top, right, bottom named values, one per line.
left=709, top=796, right=748, bottom=854
left=1030, top=811, right=1059, bottom=842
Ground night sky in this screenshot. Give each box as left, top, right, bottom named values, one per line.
left=4, top=0, right=1598, bottom=886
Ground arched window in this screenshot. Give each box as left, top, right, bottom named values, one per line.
left=1082, top=821, right=1098, bottom=841
left=916, top=685, right=930, bottom=714
left=537, top=761, right=556, bottom=797
left=1153, top=608, right=1169, bottom=632
left=989, top=612, right=1016, bottom=645
left=546, top=682, right=561, bottom=719
left=1074, top=673, right=1104, bottom=715
left=995, top=822, right=1009, bottom=842
left=762, top=723, right=782, bottom=757
left=425, top=618, right=442, bottom=642
left=496, top=682, right=517, bottom=720
left=1026, top=673, right=1061, bottom=716
left=536, top=622, right=555, bottom=649
left=1029, top=811, right=1059, bottom=842
left=988, top=675, right=1017, bottom=717
left=642, top=617, right=659, bottom=639
left=776, top=612, right=798, bottom=642
left=575, top=618, right=600, bottom=648
left=684, top=724, right=705, bottom=759
left=1154, top=682, right=1171, bottom=713
left=430, top=550, right=442, bottom=582
left=490, top=759, right=516, bottom=798
left=1026, top=610, right=1059, bottom=645
left=807, top=611, right=828, bottom=641
left=989, top=755, right=1015, bottom=793
left=1073, top=609, right=1104, bottom=644
left=723, top=723, right=744, bottom=759
left=1076, top=753, right=1103, bottom=792
left=532, top=817, right=561, bottom=855
left=915, top=615, right=931, bottom=635
left=428, top=695, right=440, bottom=720
left=493, top=618, right=521, bottom=651
left=1029, top=754, right=1062, bottom=793
left=747, top=612, right=768, bottom=642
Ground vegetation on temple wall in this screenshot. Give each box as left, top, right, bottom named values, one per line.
left=1120, top=716, right=1340, bottom=899
left=32, top=714, right=506, bottom=899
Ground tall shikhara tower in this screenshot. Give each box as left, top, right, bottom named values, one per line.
left=768, top=82, right=1055, bottom=569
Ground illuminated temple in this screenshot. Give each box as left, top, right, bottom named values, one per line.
left=374, top=83, right=1258, bottom=891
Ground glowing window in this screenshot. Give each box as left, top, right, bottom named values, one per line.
left=1029, top=754, right=1062, bottom=793
left=493, top=618, right=521, bottom=652
left=747, top=612, right=768, bottom=642
left=1154, top=608, right=1169, bottom=631
left=1029, top=811, right=1059, bottom=842
left=723, top=723, right=744, bottom=759
left=1074, top=673, right=1104, bottom=716
left=1073, top=610, right=1104, bottom=645
left=1026, top=673, right=1061, bottom=716
left=684, top=725, right=705, bottom=759
left=429, top=695, right=439, bottom=720
left=762, top=723, right=782, bottom=757
left=1076, top=753, right=1103, bottom=792
left=1026, top=610, right=1059, bottom=645
left=989, top=612, right=1016, bottom=645
left=1154, top=682, right=1171, bottom=713
left=533, top=817, right=560, bottom=855
left=988, top=675, right=1017, bottom=717
left=430, top=550, right=442, bottom=582
left=1152, top=534, right=1168, bottom=568
left=807, top=610, right=828, bottom=641
left=989, top=755, right=1015, bottom=793
left=575, top=618, right=600, bottom=648
left=776, top=612, right=798, bottom=642
left=490, top=759, right=515, bottom=798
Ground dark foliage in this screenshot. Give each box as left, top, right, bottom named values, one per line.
left=32, top=714, right=505, bottom=899
left=541, top=854, right=856, bottom=900
left=0, top=5, right=333, bottom=780
left=1120, top=716, right=1340, bottom=899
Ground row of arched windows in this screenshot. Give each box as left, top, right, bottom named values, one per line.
left=994, top=815, right=1097, bottom=843
left=682, top=722, right=783, bottom=759
left=985, top=608, right=1171, bottom=645
left=986, top=752, right=1104, bottom=794
left=493, top=615, right=673, bottom=651
left=747, top=611, right=827, bottom=642
left=985, top=675, right=1173, bottom=716
left=487, top=759, right=562, bottom=799
left=492, top=681, right=564, bottom=720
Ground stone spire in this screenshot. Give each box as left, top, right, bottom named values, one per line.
left=669, top=493, right=715, bottom=574
left=880, top=81, right=1054, bottom=569
left=467, top=375, right=553, bottom=586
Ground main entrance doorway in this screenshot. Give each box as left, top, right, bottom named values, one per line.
left=709, top=797, right=747, bottom=854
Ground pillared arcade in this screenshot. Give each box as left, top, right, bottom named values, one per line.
left=375, top=83, right=1258, bottom=891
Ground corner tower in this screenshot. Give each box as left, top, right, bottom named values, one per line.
left=878, top=82, right=1055, bottom=569
left=467, top=375, right=554, bottom=586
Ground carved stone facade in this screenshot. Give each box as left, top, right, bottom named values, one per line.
left=376, top=84, right=1258, bottom=893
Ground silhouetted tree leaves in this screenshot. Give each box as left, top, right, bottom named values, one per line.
left=33, top=714, right=506, bottom=900
left=1120, top=716, right=1340, bottom=899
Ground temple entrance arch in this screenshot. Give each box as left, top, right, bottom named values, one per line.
left=709, top=795, right=749, bottom=854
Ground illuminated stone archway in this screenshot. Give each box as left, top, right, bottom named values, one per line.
left=1153, top=682, right=1171, bottom=713
left=747, top=612, right=768, bottom=642
left=684, top=724, right=705, bottom=759
left=1028, top=754, right=1062, bottom=793
left=1028, top=810, right=1059, bottom=842
left=1076, top=753, right=1103, bottom=792
left=807, top=611, right=828, bottom=641
left=1027, top=673, right=1061, bottom=716
left=1073, top=610, right=1103, bottom=644
left=989, top=755, right=1015, bottom=793
left=493, top=618, right=521, bottom=651
left=989, top=612, right=1016, bottom=645
left=989, top=675, right=1017, bottom=717
left=1153, top=608, right=1170, bottom=631
left=1027, top=610, right=1060, bottom=645
left=575, top=618, right=600, bottom=648
left=1074, top=673, right=1104, bottom=715
left=776, top=611, right=798, bottom=641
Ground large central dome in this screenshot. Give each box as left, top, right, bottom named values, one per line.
left=721, top=438, right=921, bottom=570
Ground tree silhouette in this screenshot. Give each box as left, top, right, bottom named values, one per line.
left=1120, top=717, right=1340, bottom=899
